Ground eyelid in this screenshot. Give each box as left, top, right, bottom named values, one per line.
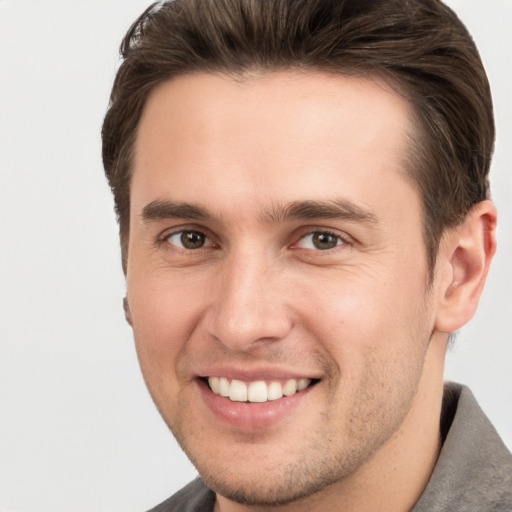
left=292, top=227, right=353, bottom=250
left=155, top=224, right=353, bottom=251
left=157, top=225, right=216, bottom=250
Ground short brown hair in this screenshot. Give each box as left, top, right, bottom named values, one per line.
left=102, top=0, right=494, bottom=274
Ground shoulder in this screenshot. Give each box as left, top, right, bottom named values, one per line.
left=413, top=383, right=512, bottom=511
left=146, top=477, right=216, bottom=512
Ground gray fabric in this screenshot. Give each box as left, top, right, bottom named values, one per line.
left=147, top=477, right=214, bottom=512
left=147, top=383, right=512, bottom=511
left=412, top=383, right=512, bottom=511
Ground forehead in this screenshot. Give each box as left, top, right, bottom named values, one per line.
left=132, top=70, right=416, bottom=218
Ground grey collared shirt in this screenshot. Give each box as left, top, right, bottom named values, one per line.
left=148, top=384, right=512, bottom=512
left=412, top=383, right=512, bottom=511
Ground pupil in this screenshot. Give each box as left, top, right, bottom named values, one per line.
left=313, top=232, right=337, bottom=250
left=181, top=231, right=205, bottom=249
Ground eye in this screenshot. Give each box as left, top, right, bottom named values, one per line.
left=296, top=231, right=345, bottom=250
left=165, top=230, right=212, bottom=250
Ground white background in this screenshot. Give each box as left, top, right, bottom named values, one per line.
left=0, top=1, right=510, bottom=511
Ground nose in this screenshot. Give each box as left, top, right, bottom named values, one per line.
left=206, top=252, right=293, bottom=352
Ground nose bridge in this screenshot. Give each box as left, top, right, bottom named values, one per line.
left=208, top=246, right=292, bottom=350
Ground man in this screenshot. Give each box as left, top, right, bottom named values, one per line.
left=101, top=0, right=512, bottom=510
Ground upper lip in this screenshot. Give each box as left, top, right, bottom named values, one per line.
left=196, top=365, right=323, bottom=382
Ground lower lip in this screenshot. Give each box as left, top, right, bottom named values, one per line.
left=197, top=379, right=314, bottom=430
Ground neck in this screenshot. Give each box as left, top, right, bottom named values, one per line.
left=216, top=332, right=448, bottom=512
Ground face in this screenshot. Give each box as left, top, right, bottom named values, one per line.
left=127, top=71, right=442, bottom=506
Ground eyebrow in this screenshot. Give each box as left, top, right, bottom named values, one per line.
left=142, top=199, right=213, bottom=222
left=263, top=199, right=379, bottom=225
left=141, top=198, right=378, bottom=226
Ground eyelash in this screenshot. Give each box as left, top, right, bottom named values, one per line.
left=157, top=227, right=352, bottom=253
left=159, top=228, right=215, bottom=251
left=294, top=230, right=350, bottom=251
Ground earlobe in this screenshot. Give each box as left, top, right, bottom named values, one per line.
left=123, top=297, right=133, bottom=327
left=435, top=200, right=497, bottom=333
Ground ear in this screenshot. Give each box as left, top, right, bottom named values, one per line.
left=435, top=200, right=497, bottom=333
left=123, top=297, right=133, bottom=327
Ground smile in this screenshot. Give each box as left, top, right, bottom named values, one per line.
left=207, top=377, right=313, bottom=403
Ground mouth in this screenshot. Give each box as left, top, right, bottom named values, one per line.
left=203, top=376, right=320, bottom=403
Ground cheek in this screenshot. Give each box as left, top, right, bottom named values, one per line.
left=296, top=263, right=431, bottom=355
left=127, top=273, right=203, bottom=366
left=127, top=278, right=202, bottom=425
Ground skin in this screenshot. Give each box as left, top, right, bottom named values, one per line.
left=125, top=71, right=496, bottom=511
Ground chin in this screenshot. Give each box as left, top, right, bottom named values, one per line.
left=199, top=465, right=339, bottom=507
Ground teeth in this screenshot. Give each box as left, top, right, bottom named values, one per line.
left=207, top=377, right=312, bottom=403
left=267, top=381, right=283, bottom=401
left=297, top=378, right=310, bottom=391
left=208, top=377, right=220, bottom=394
left=219, top=377, right=230, bottom=397
left=247, top=381, right=267, bottom=402
left=282, top=379, right=298, bottom=396
left=229, top=379, right=247, bottom=402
